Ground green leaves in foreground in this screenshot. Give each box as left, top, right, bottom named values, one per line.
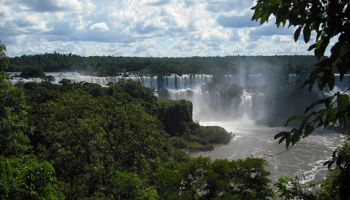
left=252, top=0, right=350, bottom=93
left=155, top=157, right=273, bottom=199
left=0, top=73, right=31, bottom=156
left=252, top=0, right=350, bottom=148
left=275, top=92, right=349, bottom=148
left=0, top=156, right=63, bottom=200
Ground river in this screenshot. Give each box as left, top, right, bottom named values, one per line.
left=9, top=72, right=346, bottom=183
left=193, top=119, right=344, bottom=183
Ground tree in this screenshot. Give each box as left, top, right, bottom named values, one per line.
left=27, top=86, right=169, bottom=198
left=0, top=156, right=63, bottom=200
left=0, top=42, right=31, bottom=156
left=20, top=67, right=45, bottom=78
left=0, top=43, right=9, bottom=72
left=108, top=171, right=158, bottom=200
left=252, top=1, right=350, bottom=198
left=154, top=157, right=273, bottom=199
left=0, top=42, right=62, bottom=199
left=252, top=0, right=350, bottom=148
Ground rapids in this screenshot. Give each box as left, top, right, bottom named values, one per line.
left=192, top=120, right=343, bottom=183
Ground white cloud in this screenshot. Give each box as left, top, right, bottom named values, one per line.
left=1, top=0, right=311, bottom=57
left=89, top=22, right=110, bottom=32
left=18, top=0, right=77, bottom=12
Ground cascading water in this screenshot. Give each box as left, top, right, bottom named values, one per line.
left=10, top=71, right=260, bottom=121
left=8, top=72, right=316, bottom=122
left=238, top=89, right=253, bottom=119
left=9, top=71, right=345, bottom=183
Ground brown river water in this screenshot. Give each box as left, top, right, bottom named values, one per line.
left=192, top=119, right=344, bottom=184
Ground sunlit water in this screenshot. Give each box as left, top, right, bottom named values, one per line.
left=192, top=118, right=344, bottom=183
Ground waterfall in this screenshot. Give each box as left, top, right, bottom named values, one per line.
left=6, top=72, right=283, bottom=122
left=238, top=89, right=253, bottom=118
left=11, top=72, right=348, bottom=123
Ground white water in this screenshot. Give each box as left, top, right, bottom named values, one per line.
left=9, top=72, right=213, bottom=89
left=192, top=120, right=344, bottom=183
left=10, top=72, right=346, bottom=183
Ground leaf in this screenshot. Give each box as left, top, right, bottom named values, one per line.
left=327, top=73, right=335, bottom=90
left=274, top=132, right=289, bottom=144
left=336, top=155, right=343, bottom=167
left=304, top=79, right=316, bottom=92
left=286, top=136, right=291, bottom=148
left=337, top=94, right=349, bottom=111
left=294, top=26, right=302, bottom=42
left=278, top=135, right=288, bottom=144
left=304, top=99, right=326, bottom=113
left=304, top=124, right=315, bottom=138
left=318, top=79, right=325, bottom=90
left=285, top=114, right=305, bottom=126
left=308, top=43, right=317, bottom=51
left=291, top=133, right=300, bottom=146
left=274, top=132, right=287, bottom=139
left=303, top=26, right=311, bottom=43
left=323, top=160, right=335, bottom=169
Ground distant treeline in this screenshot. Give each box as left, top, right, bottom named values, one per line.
left=8, top=53, right=317, bottom=75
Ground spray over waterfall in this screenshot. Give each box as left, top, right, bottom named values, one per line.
left=11, top=72, right=270, bottom=122
left=9, top=71, right=347, bottom=182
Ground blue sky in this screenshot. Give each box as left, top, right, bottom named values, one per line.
left=0, top=0, right=312, bottom=57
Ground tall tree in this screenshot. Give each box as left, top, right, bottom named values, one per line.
left=252, top=0, right=350, bottom=147
left=0, top=42, right=31, bottom=156
left=0, top=43, right=9, bottom=72
left=252, top=1, right=350, bottom=198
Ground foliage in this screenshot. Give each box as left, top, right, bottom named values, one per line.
left=275, top=176, right=316, bottom=200
left=108, top=171, right=158, bottom=200
left=169, top=137, right=188, bottom=149
left=1, top=38, right=274, bottom=199
left=158, top=100, right=232, bottom=151
left=275, top=139, right=350, bottom=200
left=252, top=1, right=350, bottom=199
left=23, top=82, right=168, bottom=199
left=0, top=73, right=31, bottom=156
left=155, top=157, right=273, bottom=199
left=0, top=43, right=9, bottom=71
left=198, top=126, right=232, bottom=145
left=253, top=0, right=350, bottom=89
left=107, top=80, right=158, bottom=114
left=253, top=0, right=350, bottom=148
left=158, top=99, right=193, bottom=136
left=8, top=53, right=317, bottom=75
left=20, top=67, right=45, bottom=78
left=0, top=156, right=62, bottom=200
left=15, top=80, right=272, bottom=199
left=320, top=138, right=350, bottom=200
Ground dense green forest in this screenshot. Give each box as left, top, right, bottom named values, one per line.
left=1, top=72, right=277, bottom=199
left=2, top=72, right=350, bottom=199
left=2, top=0, right=350, bottom=198
left=8, top=53, right=317, bottom=75
left=1, top=49, right=350, bottom=199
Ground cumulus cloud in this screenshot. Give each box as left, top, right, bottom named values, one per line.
left=145, top=0, right=171, bottom=6
left=89, top=22, right=110, bottom=32
left=251, top=23, right=293, bottom=37
left=1, top=0, right=310, bottom=57
left=206, top=0, right=253, bottom=14
left=132, top=23, right=160, bottom=34
left=216, top=14, right=259, bottom=28
left=18, top=0, right=83, bottom=12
